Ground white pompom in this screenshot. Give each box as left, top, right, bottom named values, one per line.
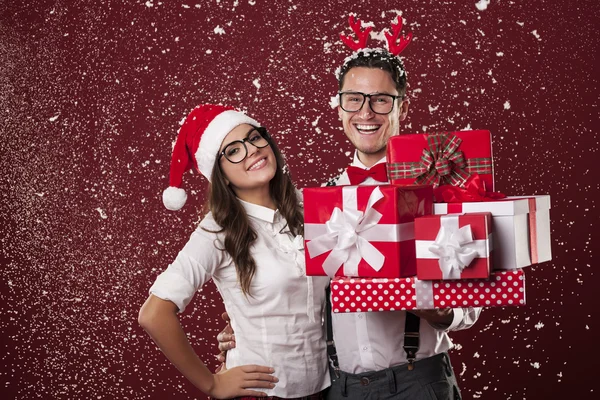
left=162, top=186, right=187, bottom=211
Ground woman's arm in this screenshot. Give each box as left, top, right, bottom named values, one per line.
left=138, top=294, right=277, bottom=398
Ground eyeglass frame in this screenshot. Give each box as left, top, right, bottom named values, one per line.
left=218, top=126, right=271, bottom=164
left=337, top=91, right=406, bottom=115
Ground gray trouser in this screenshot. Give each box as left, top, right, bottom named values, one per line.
left=326, top=352, right=461, bottom=400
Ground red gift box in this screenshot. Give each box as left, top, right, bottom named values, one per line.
left=387, top=130, right=495, bottom=191
left=414, top=213, right=493, bottom=280
left=303, top=185, right=433, bottom=278
left=330, top=269, right=526, bottom=313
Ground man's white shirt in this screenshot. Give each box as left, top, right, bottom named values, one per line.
left=326, top=152, right=482, bottom=374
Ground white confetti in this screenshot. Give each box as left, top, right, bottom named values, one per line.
left=534, top=321, right=544, bottom=330
left=96, top=208, right=108, bottom=219
left=475, top=0, right=490, bottom=11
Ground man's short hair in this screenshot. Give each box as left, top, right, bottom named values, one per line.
left=336, top=48, right=408, bottom=97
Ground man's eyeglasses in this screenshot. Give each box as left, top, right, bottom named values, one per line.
left=219, top=127, right=271, bottom=164
left=338, top=92, right=403, bottom=115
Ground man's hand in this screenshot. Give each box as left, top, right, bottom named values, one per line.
left=216, top=311, right=236, bottom=363
left=208, top=365, right=278, bottom=399
left=409, top=309, right=454, bottom=328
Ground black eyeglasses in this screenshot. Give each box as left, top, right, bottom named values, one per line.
left=338, top=91, right=403, bottom=115
left=219, top=127, right=271, bottom=164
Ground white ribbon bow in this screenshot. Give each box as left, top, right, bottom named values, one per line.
left=428, top=224, right=479, bottom=280
left=306, top=187, right=386, bottom=277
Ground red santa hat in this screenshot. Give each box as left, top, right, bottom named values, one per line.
left=162, top=104, right=260, bottom=210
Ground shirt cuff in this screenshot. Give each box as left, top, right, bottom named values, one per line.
left=149, top=270, right=197, bottom=313
left=446, top=308, right=465, bottom=331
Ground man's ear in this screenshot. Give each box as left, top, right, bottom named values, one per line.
left=337, top=106, right=343, bottom=120
left=399, top=99, right=410, bottom=122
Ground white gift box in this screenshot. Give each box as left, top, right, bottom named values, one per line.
left=434, top=195, right=551, bottom=270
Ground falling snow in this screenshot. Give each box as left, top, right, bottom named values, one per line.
left=0, top=1, right=596, bottom=399
left=475, top=0, right=491, bottom=11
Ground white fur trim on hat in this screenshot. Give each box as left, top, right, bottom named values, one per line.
left=195, top=110, right=259, bottom=180
left=162, top=186, right=188, bottom=211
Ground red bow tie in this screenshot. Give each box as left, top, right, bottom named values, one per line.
left=346, top=163, right=389, bottom=185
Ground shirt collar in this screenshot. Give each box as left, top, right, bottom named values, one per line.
left=239, top=198, right=279, bottom=223
left=351, top=151, right=387, bottom=169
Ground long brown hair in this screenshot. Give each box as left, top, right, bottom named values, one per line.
left=204, top=127, right=303, bottom=296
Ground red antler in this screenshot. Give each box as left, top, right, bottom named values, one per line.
left=384, top=15, right=413, bottom=55
left=339, top=15, right=372, bottom=51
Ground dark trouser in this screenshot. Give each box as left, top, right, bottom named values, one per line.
left=230, top=391, right=324, bottom=400
left=326, top=352, right=461, bottom=400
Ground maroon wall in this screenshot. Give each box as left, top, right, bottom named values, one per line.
left=1, top=1, right=597, bottom=398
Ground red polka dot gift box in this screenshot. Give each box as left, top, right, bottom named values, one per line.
left=303, top=185, right=433, bottom=279
left=330, top=269, right=526, bottom=313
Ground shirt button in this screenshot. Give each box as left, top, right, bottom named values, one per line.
left=358, top=314, right=363, bottom=319
left=363, top=346, right=368, bottom=351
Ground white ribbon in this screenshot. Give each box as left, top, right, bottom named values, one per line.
left=414, top=279, right=435, bottom=309
left=416, top=215, right=489, bottom=279
left=306, top=186, right=391, bottom=277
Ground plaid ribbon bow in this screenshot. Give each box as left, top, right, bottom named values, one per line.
left=388, top=133, right=492, bottom=188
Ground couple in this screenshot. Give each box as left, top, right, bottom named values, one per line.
left=139, top=36, right=480, bottom=400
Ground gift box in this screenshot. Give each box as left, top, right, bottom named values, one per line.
left=330, top=269, right=526, bottom=313
left=414, top=213, right=493, bottom=280
left=434, top=196, right=551, bottom=270
left=303, top=185, right=433, bottom=278
left=387, top=130, right=495, bottom=191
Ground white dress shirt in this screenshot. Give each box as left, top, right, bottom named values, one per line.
left=149, top=200, right=331, bottom=397
left=327, top=152, right=482, bottom=374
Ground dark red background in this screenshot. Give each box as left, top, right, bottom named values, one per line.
left=1, top=1, right=597, bottom=399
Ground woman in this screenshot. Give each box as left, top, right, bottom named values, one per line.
left=138, top=104, right=330, bottom=399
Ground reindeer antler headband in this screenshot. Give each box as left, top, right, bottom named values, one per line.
left=340, top=15, right=412, bottom=55
left=335, top=15, right=413, bottom=80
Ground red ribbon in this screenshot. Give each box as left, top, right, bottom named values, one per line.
left=433, top=174, right=506, bottom=203
left=528, top=198, right=539, bottom=264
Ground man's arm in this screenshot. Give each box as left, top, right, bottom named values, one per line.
left=410, top=307, right=482, bottom=331
left=216, top=311, right=237, bottom=363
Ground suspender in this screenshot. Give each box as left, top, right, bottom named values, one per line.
left=403, top=312, right=420, bottom=370
left=325, top=285, right=340, bottom=376
left=325, top=285, right=421, bottom=372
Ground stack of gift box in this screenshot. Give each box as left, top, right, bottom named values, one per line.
left=304, top=130, right=551, bottom=313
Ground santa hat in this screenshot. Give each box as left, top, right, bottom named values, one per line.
left=162, top=104, right=260, bottom=211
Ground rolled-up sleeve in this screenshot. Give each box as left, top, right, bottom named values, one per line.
left=446, top=307, right=482, bottom=331
left=149, top=226, right=223, bottom=313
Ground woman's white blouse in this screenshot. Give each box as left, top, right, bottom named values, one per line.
left=149, top=200, right=330, bottom=398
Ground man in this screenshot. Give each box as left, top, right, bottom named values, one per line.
left=218, top=46, right=480, bottom=400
